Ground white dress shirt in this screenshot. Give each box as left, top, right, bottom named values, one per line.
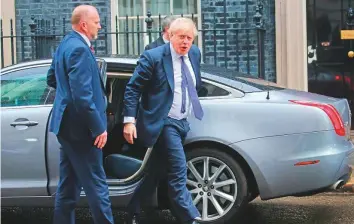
left=167, top=44, right=196, bottom=120
left=124, top=43, right=196, bottom=123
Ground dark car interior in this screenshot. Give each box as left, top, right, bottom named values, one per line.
left=102, top=76, right=144, bottom=180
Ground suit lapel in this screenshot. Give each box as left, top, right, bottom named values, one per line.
left=162, top=44, right=174, bottom=92
left=188, top=48, right=201, bottom=89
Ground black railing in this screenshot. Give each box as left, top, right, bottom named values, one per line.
left=0, top=3, right=266, bottom=78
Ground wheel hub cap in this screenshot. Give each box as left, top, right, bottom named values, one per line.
left=186, top=156, right=238, bottom=222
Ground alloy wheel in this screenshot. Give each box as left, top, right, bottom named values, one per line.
left=186, top=156, right=238, bottom=222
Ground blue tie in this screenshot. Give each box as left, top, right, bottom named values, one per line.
left=180, top=56, right=204, bottom=120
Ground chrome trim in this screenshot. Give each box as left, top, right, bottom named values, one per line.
left=106, top=147, right=153, bottom=185
left=0, top=57, right=138, bottom=74
left=1, top=104, right=53, bottom=109
left=199, top=79, right=244, bottom=99
left=1, top=63, right=51, bottom=75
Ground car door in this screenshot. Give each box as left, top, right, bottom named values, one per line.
left=307, top=0, right=354, bottom=126
left=1, top=64, right=53, bottom=197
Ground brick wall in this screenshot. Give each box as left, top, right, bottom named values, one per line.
left=13, top=0, right=276, bottom=81
left=15, top=0, right=111, bottom=62
left=201, top=0, right=276, bottom=81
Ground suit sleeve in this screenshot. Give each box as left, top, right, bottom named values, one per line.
left=144, top=44, right=151, bottom=51
left=123, top=51, right=153, bottom=118
left=67, top=46, right=105, bottom=137
left=47, top=58, right=57, bottom=89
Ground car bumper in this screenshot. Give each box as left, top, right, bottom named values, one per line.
left=230, top=130, right=354, bottom=200
left=329, top=150, right=353, bottom=190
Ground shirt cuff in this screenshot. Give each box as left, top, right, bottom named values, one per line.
left=123, top=116, right=135, bottom=124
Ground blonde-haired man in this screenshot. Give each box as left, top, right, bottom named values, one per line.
left=123, top=17, right=202, bottom=224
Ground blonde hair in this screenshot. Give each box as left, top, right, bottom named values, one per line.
left=168, top=17, right=198, bottom=37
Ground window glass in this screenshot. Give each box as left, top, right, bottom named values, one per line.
left=173, top=0, right=198, bottom=15
left=119, top=0, right=143, bottom=16
left=1, top=66, right=51, bottom=107
left=118, top=19, right=145, bottom=55
left=146, top=0, right=170, bottom=15
left=200, top=81, right=230, bottom=97
left=116, top=0, right=199, bottom=54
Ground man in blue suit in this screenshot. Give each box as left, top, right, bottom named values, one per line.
left=123, top=17, right=203, bottom=224
left=47, top=5, right=114, bottom=224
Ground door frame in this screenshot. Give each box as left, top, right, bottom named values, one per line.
left=275, top=0, right=308, bottom=91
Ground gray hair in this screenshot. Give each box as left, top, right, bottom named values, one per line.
left=161, top=15, right=176, bottom=33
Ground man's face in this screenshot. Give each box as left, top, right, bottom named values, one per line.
left=163, top=27, right=170, bottom=40
left=81, top=10, right=101, bottom=40
left=170, top=27, right=195, bottom=55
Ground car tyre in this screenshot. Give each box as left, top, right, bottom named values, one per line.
left=185, top=147, right=248, bottom=224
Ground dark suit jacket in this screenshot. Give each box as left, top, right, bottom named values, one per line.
left=123, top=43, right=202, bottom=147
left=47, top=31, right=107, bottom=141
left=144, top=36, right=166, bottom=51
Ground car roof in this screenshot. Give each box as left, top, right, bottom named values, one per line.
left=1, top=56, right=284, bottom=93
left=0, top=56, right=139, bottom=73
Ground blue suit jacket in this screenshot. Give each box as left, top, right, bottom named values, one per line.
left=47, top=31, right=107, bottom=141
left=123, top=43, right=202, bottom=147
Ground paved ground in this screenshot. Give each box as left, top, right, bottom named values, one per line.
left=2, top=193, right=354, bottom=224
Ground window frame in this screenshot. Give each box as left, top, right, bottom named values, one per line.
left=112, top=0, right=202, bottom=54
left=199, top=79, right=244, bottom=99
left=0, top=64, right=53, bottom=108
left=107, top=71, right=243, bottom=99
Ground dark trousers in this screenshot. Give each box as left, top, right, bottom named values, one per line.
left=53, top=136, right=114, bottom=224
left=127, top=117, right=200, bottom=223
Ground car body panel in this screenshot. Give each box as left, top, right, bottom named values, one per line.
left=1, top=105, right=52, bottom=197
left=1, top=58, right=353, bottom=212
left=229, top=130, right=354, bottom=199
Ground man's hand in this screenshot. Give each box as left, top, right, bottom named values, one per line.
left=123, top=123, right=137, bottom=144
left=94, top=131, right=107, bottom=149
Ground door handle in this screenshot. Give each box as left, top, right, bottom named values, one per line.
left=10, top=120, right=38, bottom=127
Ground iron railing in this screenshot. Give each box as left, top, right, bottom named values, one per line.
left=0, top=2, right=266, bottom=78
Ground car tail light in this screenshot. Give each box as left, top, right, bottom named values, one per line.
left=289, top=100, right=346, bottom=137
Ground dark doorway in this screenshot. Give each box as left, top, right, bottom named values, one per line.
left=307, top=0, right=354, bottom=128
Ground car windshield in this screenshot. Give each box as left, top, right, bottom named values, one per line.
left=200, top=64, right=285, bottom=93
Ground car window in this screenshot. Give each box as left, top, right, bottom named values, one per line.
left=1, top=66, right=51, bottom=107
left=199, top=81, right=230, bottom=97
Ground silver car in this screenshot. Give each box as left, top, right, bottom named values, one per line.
left=1, top=57, right=353, bottom=223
